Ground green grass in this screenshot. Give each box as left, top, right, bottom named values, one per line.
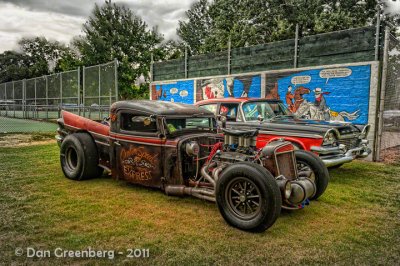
left=0, top=143, right=399, bottom=265
left=0, top=117, right=57, bottom=133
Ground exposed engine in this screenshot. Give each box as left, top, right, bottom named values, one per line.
left=169, top=129, right=317, bottom=209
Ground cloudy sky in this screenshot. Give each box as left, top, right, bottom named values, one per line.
left=0, top=0, right=196, bottom=52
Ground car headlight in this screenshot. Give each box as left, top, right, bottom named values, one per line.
left=323, top=131, right=337, bottom=146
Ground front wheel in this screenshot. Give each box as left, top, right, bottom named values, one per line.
left=216, top=162, right=282, bottom=232
left=295, top=150, right=329, bottom=200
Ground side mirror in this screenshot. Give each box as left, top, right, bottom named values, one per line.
left=257, top=115, right=264, bottom=122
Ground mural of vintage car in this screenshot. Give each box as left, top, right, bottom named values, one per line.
left=195, top=98, right=371, bottom=168
left=56, top=100, right=329, bottom=232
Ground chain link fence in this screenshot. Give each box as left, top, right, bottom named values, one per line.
left=83, top=59, right=118, bottom=120
left=0, top=69, right=80, bottom=120
left=0, top=60, right=118, bottom=133
left=377, top=32, right=400, bottom=162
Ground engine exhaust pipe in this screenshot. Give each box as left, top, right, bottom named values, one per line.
left=287, top=178, right=316, bottom=205
left=201, top=162, right=217, bottom=186
left=165, top=185, right=215, bottom=202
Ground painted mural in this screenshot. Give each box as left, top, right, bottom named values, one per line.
left=265, top=65, right=371, bottom=124
left=196, top=74, right=261, bottom=101
left=151, top=80, right=194, bottom=104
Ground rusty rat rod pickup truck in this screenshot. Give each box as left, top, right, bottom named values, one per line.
left=56, top=100, right=329, bottom=232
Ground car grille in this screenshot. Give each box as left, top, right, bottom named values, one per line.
left=276, top=151, right=296, bottom=180
left=338, top=136, right=360, bottom=151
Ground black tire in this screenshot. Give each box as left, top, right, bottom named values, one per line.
left=295, top=150, right=329, bottom=200
left=60, top=133, right=103, bottom=180
left=328, top=163, right=344, bottom=169
left=216, top=162, right=282, bottom=232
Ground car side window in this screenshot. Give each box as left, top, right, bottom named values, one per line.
left=219, top=103, right=239, bottom=121
left=120, top=113, right=157, bottom=132
left=200, top=104, right=218, bottom=115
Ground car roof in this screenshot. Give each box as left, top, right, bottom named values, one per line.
left=111, top=100, right=214, bottom=116
left=195, top=97, right=282, bottom=105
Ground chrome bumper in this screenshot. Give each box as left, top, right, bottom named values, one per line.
left=311, top=139, right=371, bottom=167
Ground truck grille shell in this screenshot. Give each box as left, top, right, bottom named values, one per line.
left=262, top=141, right=297, bottom=180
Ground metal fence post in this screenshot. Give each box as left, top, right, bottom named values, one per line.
left=78, top=67, right=81, bottom=116
left=375, top=26, right=390, bottom=161
left=12, top=81, right=15, bottom=118
left=99, top=64, right=101, bottom=120
left=59, top=73, right=63, bottom=118
left=23, top=79, right=26, bottom=119
left=294, top=23, right=299, bottom=68
left=114, top=58, right=118, bottom=102
left=184, top=46, right=188, bottom=79
left=34, top=78, right=37, bottom=118
left=5, top=83, right=8, bottom=117
left=227, top=37, right=231, bottom=75
left=46, top=75, right=49, bottom=120
left=83, top=66, right=86, bottom=117
left=150, top=53, right=154, bottom=83
left=374, top=4, right=381, bottom=61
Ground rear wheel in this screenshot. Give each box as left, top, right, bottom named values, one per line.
left=295, top=150, right=329, bottom=200
left=60, top=133, right=103, bottom=180
left=216, top=162, right=281, bottom=232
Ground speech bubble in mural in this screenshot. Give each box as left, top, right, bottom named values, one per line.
left=291, top=75, right=311, bottom=85
left=179, top=90, right=188, bottom=97
left=320, top=68, right=352, bottom=79
left=320, top=68, right=352, bottom=84
left=170, top=87, right=178, bottom=95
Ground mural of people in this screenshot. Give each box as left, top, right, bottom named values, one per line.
left=196, top=75, right=261, bottom=101
left=265, top=82, right=280, bottom=100
left=151, top=65, right=371, bottom=125
left=285, top=85, right=294, bottom=112
left=265, top=65, right=371, bottom=124
left=151, top=80, right=195, bottom=104
left=313, top=87, right=331, bottom=120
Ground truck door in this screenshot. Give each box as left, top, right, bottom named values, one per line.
left=112, top=110, right=163, bottom=188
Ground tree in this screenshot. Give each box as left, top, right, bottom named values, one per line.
left=155, top=40, right=186, bottom=61
left=177, top=0, right=213, bottom=54
left=18, top=37, right=74, bottom=74
left=74, top=0, right=162, bottom=99
left=0, top=51, right=32, bottom=83
left=177, top=0, right=381, bottom=54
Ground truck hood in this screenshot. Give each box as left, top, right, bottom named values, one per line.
left=232, top=118, right=361, bottom=137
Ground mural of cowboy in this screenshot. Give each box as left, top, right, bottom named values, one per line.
left=314, top=87, right=330, bottom=120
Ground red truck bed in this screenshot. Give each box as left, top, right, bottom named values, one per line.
left=62, top=111, right=110, bottom=136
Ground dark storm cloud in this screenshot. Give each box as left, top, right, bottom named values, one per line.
left=0, top=0, right=195, bottom=52
left=0, top=0, right=97, bottom=17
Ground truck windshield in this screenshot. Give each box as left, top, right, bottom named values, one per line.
left=242, top=101, right=291, bottom=121
left=165, top=117, right=214, bottom=134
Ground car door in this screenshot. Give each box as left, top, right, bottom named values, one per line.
left=112, top=110, right=163, bottom=188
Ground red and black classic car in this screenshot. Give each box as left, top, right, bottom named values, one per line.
left=56, top=100, right=329, bottom=232
left=195, top=98, right=371, bottom=168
